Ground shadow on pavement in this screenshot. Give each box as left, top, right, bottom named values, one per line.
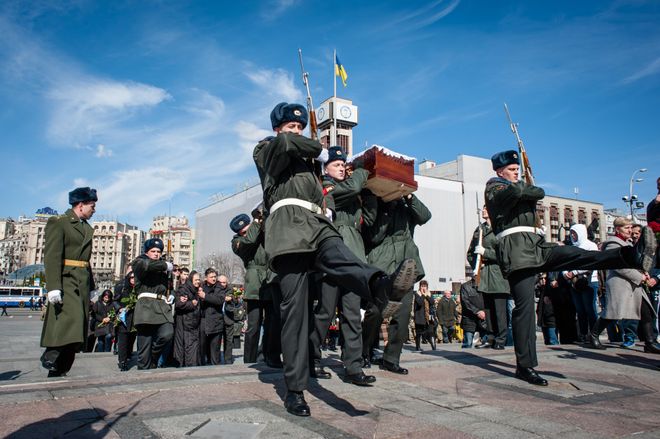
left=0, top=370, right=22, bottom=381
left=7, top=408, right=110, bottom=439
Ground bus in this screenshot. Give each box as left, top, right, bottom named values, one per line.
left=0, top=286, right=45, bottom=308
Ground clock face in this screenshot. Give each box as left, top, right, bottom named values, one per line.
left=340, top=106, right=352, bottom=118
left=317, top=107, right=326, bottom=121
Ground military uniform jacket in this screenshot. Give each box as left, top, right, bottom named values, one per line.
left=41, top=209, right=95, bottom=348
left=364, top=194, right=431, bottom=280
left=131, top=255, right=173, bottom=326
left=323, top=168, right=373, bottom=262
left=485, top=177, right=556, bottom=277
left=231, top=221, right=271, bottom=301
left=467, top=223, right=510, bottom=294
left=253, top=133, right=339, bottom=268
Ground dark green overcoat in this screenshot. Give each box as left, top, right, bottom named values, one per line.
left=40, top=209, right=95, bottom=348
left=253, top=133, right=339, bottom=269
left=364, top=194, right=432, bottom=281
left=484, top=177, right=557, bottom=277
left=131, top=255, right=173, bottom=326
left=466, top=222, right=510, bottom=294
left=322, top=168, right=371, bottom=262
left=231, top=220, right=271, bottom=301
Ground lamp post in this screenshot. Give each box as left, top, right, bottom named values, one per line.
left=623, top=168, right=647, bottom=220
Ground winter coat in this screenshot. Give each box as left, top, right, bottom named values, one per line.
left=467, top=222, right=510, bottom=294
left=485, top=177, right=557, bottom=277
left=436, top=297, right=458, bottom=327
left=200, top=282, right=227, bottom=335
left=231, top=221, right=272, bottom=301
left=92, top=300, right=114, bottom=337
left=132, top=255, right=173, bottom=326
left=413, top=293, right=434, bottom=325
left=41, top=209, right=95, bottom=348
left=253, top=133, right=339, bottom=269
left=113, top=273, right=135, bottom=331
left=173, top=279, right=202, bottom=367
left=364, top=194, right=432, bottom=280
left=601, top=236, right=651, bottom=320
left=459, top=281, right=486, bottom=333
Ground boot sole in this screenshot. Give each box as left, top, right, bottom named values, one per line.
left=390, top=259, right=417, bottom=302
left=640, top=227, right=658, bottom=273
left=381, top=300, right=402, bottom=319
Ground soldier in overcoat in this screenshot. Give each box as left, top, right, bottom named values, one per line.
left=253, top=102, right=416, bottom=417
left=231, top=212, right=282, bottom=367
left=40, top=187, right=97, bottom=377
left=361, top=193, right=432, bottom=374
left=131, top=238, right=175, bottom=370
left=467, top=206, right=510, bottom=349
left=485, top=150, right=657, bottom=386
left=309, top=146, right=377, bottom=386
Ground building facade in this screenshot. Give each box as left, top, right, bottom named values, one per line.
left=148, top=216, right=195, bottom=269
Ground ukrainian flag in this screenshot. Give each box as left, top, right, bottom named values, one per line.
left=335, top=54, right=348, bottom=87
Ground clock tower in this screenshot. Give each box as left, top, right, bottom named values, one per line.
left=316, top=96, right=358, bottom=156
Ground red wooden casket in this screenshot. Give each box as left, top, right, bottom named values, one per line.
left=351, top=146, right=417, bottom=202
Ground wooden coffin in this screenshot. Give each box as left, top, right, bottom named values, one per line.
left=353, top=146, right=417, bottom=202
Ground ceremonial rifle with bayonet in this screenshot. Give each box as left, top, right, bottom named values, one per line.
left=504, top=103, right=543, bottom=228
left=298, top=49, right=324, bottom=179
left=473, top=193, right=484, bottom=285
left=504, top=103, right=534, bottom=185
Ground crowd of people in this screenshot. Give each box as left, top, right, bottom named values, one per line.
left=38, top=105, right=659, bottom=418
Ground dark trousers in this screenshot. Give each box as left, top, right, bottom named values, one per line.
left=244, top=299, right=280, bottom=364
left=274, top=236, right=380, bottom=392
left=136, top=323, right=174, bottom=369
left=310, top=280, right=364, bottom=375
left=201, top=331, right=222, bottom=365
left=484, top=293, right=509, bottom=345
left=95, top=333, right=113, bottom=352
left=362, top=290, right=414, bottom=366
left=116, top=327, right=136, bottom=365
left=509, top=245, right=629, bottom=368
left=222, top=325, right=234, bottom=364
left=571, top=286, right=598, bottom=337
left=42, top=343, right=78, bottom=374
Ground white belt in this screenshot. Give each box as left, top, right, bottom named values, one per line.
left=496, top=226, right=544, bottom=240
left=270, top=198, right=323, bottom=215
left=137, top=292, right=174, bottom=305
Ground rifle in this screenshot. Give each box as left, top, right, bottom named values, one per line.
left=298, top=49, right=319, bottom=141
left=473, top=193, right=484, bottom=285
left=504, top=103, right=534, bottom=185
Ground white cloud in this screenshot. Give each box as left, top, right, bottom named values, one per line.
left=245, top=68, right=303, bottom=103
left=622, top=56, right=660, bottom=84
left=99, top=167, right=187, bottom=215
left=95, top=143, right=113, bottom=158
left=261, top=0, right=301, bottom=21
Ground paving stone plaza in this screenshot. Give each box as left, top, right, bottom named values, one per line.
left=1, top=310, right=659, bottom=438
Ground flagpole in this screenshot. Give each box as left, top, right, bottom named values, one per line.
left=333, top=48, right=338, bottom=147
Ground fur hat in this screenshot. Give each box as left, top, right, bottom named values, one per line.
left=143, top=238, right=164, bottom=253
left=68, top=187, right=98, bottom=205
left=491, top=150, right=520, bottom=170
left=230, top=213, right=251, bottom=233
left=270, top=102, right=308, bottom=129
left=325, top=146, right=347, bottom=166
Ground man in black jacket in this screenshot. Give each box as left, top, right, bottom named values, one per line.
left=199, top=269, right=231, bottom=365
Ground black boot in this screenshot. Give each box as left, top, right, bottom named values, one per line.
left=586, top=318, right=607, bottom=350
left=644, top=342, right=660, bottom=354
left=370, top=259, right=417, bottom=319
left=284, top=391, right=310, bottom=417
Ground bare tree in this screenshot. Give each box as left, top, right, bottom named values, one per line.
left=197, top=251, right=245, bottom=285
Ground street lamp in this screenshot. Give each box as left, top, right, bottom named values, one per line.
left=624, top=168, right=647, bottom=219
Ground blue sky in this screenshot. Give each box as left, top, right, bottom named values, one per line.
left=1, top=0, right=659, bottom=229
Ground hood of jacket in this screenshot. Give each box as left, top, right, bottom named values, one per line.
left=570, top=223, right=598, bottom=250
